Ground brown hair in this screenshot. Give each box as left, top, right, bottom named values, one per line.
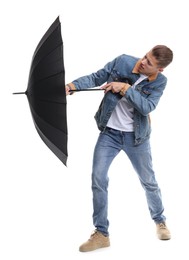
left=152, top=45, right=173, bottom=68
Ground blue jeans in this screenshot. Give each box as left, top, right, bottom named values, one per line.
left=92, top=127, right=166, bottom=236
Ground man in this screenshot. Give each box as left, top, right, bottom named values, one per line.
left=66, top=45, right=173, bottom=252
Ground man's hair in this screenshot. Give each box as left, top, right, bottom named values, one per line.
left=152, top=45, right=173, bottom=68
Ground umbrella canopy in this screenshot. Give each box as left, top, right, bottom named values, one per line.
left=14, top=17, right=68, bottom=166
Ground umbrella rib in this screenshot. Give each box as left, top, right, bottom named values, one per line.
left=35, top=99, right=66, bottom=105
left=35, top=123, right=67, bottom=166
left=28, top=93, right=66, bottom=105
left=31, top=18, right=61, bottom=65
left=29, top=104, right=67, bottom=135
left=28, top=68, right=64, bottom=87
left=28, top=42, right=63, bottom=82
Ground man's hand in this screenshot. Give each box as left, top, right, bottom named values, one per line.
left=101, top=82, right=131, bottom=96
left=65, top=83, right=76, bottom=95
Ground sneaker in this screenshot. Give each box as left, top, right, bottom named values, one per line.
left=156, top=222, right=171, bottom=240
left=79, top=230, right=110, bottom=252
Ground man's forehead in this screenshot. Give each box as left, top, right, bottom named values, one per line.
left=145, top=51, right=157, bottom=66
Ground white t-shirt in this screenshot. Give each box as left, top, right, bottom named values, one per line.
left=107, top=74, right=147, bottom=131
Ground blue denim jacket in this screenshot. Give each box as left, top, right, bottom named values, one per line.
left=72, top=54, right=167, bottom=144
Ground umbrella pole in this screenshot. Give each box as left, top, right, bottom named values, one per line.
left=71, top=89, right=103, bottom=92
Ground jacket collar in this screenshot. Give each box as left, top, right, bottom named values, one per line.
left=132, top=59, right=158, bottom=81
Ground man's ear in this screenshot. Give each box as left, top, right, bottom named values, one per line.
left=158, top=68, right=164, bottom=72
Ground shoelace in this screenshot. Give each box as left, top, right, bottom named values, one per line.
left=159, top=223, right=167, bottom=229
left=89, top=230, right=98, bottom=240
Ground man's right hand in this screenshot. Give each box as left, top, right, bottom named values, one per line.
left=65, top=83, right=76, bottom=95
left=65, top=85, right=71, bottom=95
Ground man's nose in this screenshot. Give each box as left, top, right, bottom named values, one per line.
left=141, top=59, right=147, bottom=66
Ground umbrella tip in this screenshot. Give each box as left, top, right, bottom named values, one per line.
left=12, top=91, right=27, bottom=95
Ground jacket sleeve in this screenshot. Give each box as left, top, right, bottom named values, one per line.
left=125, top=78, right=167, bottom=116
left=71, top=57, right=119, bottom=90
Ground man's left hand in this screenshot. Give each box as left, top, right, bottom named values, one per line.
left=101, top=82, right=131, bottom=96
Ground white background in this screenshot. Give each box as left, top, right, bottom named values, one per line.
left=1, top=0, right=189, bottom=259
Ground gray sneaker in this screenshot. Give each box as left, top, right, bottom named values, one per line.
left=79, top=230, right=110, bottom=252
left=156, top=222, right=171, bottom=240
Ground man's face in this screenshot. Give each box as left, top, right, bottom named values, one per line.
left=138, top=50, right=163, bottom=76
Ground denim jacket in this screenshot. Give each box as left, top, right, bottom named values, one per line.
left=72, top=54, right=167, bottom=145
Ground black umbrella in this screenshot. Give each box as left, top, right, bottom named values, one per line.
left=14, top=17, right=68, bottom=166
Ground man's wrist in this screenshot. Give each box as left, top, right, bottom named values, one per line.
left=120, top=83, right=130, bottom=96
